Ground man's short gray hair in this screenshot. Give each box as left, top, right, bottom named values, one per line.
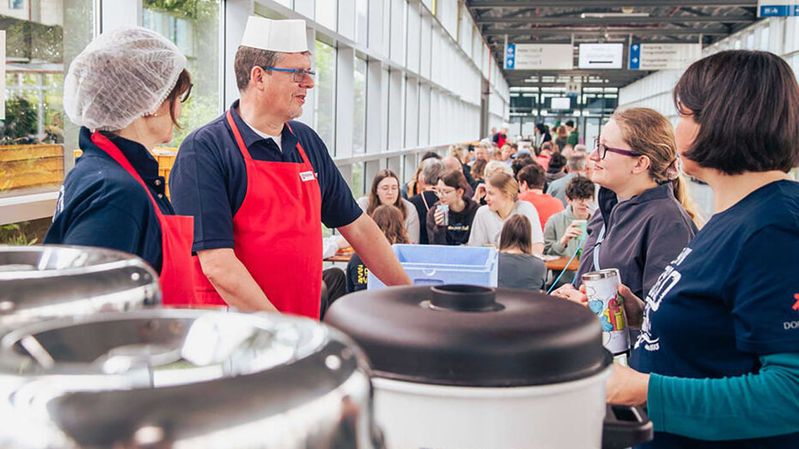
left=568, top=154, right=587, bottom=171
left=421, top=158, right=444, bottom=185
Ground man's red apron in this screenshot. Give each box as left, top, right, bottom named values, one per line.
left=191, top=110, right=323, bottom=318
left=90, top=132, right=195, bottom=306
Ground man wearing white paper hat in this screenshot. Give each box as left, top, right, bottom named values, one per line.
left=170, top=17, right=410, bottom=317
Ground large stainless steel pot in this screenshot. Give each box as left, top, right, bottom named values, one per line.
left=0, top=245, right=159, bottom=331
left=0, top=310, right=381, bottom=449
left=325, top=284, right=652, bottom=449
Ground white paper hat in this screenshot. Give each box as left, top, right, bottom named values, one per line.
left=239, top=16, right=308, bottom=53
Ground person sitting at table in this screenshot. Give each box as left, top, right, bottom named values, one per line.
left=467, top=172, right=544, bottom=255
left=543, top=176, right=595, bottom=285
left=357, top=169, right=420, bottom=244
left=427, top=170, right=480, bottom=246
left=551, top=107, right=699, bottom=326
left=497, top=215, right=546, bottom=290
left=517, top=163, right=564, bottom=230
left=347, top=205, right=409, bottom=293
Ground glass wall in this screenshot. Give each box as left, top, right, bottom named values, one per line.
left=1, top=0, right=93, bottom=200
left=353, top=56, right=367, bottom=154
left=314, top=39, right=336, bottom=154
left=143, top=0, right=220, bottom=146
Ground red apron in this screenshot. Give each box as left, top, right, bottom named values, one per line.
left=191, top=111, right=323, bottom=318
left=90, top=132, right=195, bottom=306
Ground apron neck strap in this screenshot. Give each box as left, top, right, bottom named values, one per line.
left=90, top=131, right=164, bottom=218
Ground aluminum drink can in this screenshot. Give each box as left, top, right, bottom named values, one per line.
left=436, top=204, right=449, bottom=226
left=581, top=268, right=630, bottom=356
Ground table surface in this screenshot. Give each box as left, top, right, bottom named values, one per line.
left=325, top=252, right=579, bottom=271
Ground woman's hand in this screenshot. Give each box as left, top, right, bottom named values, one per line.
left=551, top=283, right=588, bottom=305
left=606, top=363, right=649, bottom=406
left=559, top=224, right=583, bottom=246
left=617, top=283, right=646, bottom=329
left=473, top=184, right=487, bottom=202
left=433, top=208, right=446, bottom=226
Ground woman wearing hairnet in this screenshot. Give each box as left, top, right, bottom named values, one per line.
left=45, top=27, right=195, bottom=306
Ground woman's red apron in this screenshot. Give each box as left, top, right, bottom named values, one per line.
left=191, top=110, right=323, bottom=318
left=90, top=132, right=195, bottom=306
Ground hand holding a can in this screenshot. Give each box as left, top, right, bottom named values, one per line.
left=560, top=222, right=585, bottom=246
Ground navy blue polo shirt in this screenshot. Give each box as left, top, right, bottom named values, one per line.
left=45, top=128, right=172, bottom=272
left=169, top=101, right=361, bottom=252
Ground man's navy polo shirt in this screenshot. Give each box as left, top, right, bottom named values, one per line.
left=169, top=101, right=362, bottom=252
left=45, top=128, right=172, bottom=272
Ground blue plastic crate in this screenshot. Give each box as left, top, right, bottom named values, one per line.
left=367, top=244, right=498, bottom=290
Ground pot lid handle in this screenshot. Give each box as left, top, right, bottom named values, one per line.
left=429, top=285, right=503, bottom=312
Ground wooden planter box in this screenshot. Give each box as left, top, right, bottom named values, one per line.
left=0, top=144, right=64, bottom=192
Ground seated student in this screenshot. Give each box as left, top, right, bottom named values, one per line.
left=467, top=172, right=544, bottom=255
left=517, top=163, right=564, bottom=230
left=545, top=152, right=568, bottom=184
left=543, top=176, right=595, bottom=285
left=357, top=169, right=420, bottom=243
left=410, top=158, right=444, bottom=244
left=427, top=170, right=480, bottom=245
left=346, top=205, right=409, bottom=293
left=497, top=215, right=546, bottom=290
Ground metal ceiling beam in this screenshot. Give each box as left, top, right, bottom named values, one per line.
left=476, top=16, right=754, bottom=24
left=483, top=27, right=729, bottom=36
left=468, top=0, right=756, bottom=8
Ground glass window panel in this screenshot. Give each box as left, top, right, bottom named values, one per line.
left=759, top=27, right=770, bottom=51
left=1, top=0, right=93, bottom=199
left=143, top=0, right=221, bottom=147
left=316, top=0, right=337, bottom=31
left=350, top=161, right=364, bottom=197
left=314, top=40, right=336, bottom=153
left=356, top=0, right=368, bottom=46
left=353, top=57, right=367, bottom=154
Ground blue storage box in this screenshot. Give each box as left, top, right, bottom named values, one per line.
left=367, top=244, right=498, bottom=290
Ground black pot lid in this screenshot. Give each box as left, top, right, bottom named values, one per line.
left=325, top=285, right=611, bottom=387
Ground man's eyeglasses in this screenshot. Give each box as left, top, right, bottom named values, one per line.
left=593, top=138, right=642, bottom=160
left=262, top=66, right=316, bottom=83
left=180, top=83, right=193, bottom=103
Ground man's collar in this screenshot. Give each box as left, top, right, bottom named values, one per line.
left=227, top=100, right=297, bottom=150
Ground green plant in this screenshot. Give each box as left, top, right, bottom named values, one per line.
left=0, top=224, right=39, bottom=246
left=1, top=96, right=38, bottom=144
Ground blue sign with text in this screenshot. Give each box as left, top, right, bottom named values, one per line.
left=505, top=43, right=516, bottom=70
left=629, top=43, right=641, bottom=70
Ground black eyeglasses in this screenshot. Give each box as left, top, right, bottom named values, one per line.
left=593, top=137, right=642, bottom=160
left=180, top=83, right=193, bottom=103
left=262, top=66, right=316, bottom=83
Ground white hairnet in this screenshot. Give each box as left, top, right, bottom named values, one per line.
left=64, top=26, right=187, bottom=131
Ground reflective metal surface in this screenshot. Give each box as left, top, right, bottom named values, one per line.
left=0, top=245, right=159, bottom=332
left=0, top=310, right=380, bottom=449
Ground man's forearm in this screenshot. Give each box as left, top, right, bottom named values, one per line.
left=339, top=214, right=412, bottom=287
left=197, top=248, right=278, bottom=312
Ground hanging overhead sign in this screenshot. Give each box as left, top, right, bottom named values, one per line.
left=504, top=43, right=574, bottom=70
left=757, top=0, right=799, bottom=17
left=629, top=43, right=702, bottom=70
left=578, top=43, right=624, bottom=69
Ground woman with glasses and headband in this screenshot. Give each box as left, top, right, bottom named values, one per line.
left=46, top=27, right=195, bottom=306
left=169, top=17, right=410, bottom=316
left=552, top=108, right=698, bottom=324
left=427, top=169, right=480, bottom=245
left=357, top=170, right=420, bottom=244
left=605, top=50, right=799, bottom=449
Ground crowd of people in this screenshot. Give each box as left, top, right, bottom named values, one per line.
left=40, top=18, right=799, bottom=446
left=335, top=117, right=606, bottom=296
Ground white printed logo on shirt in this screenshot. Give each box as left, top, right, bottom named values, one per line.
left=636, top=247, right=692, bottom=352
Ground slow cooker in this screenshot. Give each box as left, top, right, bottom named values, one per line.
left=0, top=310, right=382, bottom=449
left=0, top=245, right=158, bottom=331
left=325, top=284, right=652, bottom=449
